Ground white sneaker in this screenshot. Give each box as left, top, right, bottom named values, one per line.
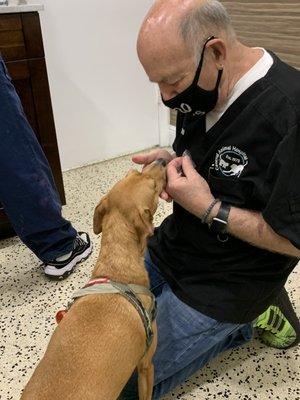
left=44, top=232, right=92, bottom=280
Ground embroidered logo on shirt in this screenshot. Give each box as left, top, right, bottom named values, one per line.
left=214, top=146, right=248, bottom=178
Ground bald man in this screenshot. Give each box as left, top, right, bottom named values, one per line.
left=120, top=1, right=300, bottom=398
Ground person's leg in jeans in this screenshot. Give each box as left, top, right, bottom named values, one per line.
left=0, top=58, right=91, bottom=272
left=118, top=251, right=253, bottom=399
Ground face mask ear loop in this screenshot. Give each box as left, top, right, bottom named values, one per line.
left=192, top=35, right=215, bottom=86
left=215, top=67, right=223, bottom=89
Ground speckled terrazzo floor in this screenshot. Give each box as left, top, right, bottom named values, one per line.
left=0, top=147, right=299, bottom=400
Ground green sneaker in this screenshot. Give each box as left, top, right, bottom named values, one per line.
left=254, top=288, right=300, bottom=349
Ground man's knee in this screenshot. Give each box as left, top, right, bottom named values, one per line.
left=118, top=369, right=139, bottom=400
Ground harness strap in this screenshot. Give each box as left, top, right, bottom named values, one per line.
left=71, top=281, right=157, bottom=354
left=73, top=283, right=153, bottom=300
left=110, top=282, right=156, bottom=353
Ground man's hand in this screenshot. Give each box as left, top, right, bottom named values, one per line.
left=132, top=149, right=175, bottom=202
left=166, top=155, right=215, bottom=218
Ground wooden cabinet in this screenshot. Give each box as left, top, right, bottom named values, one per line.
left=0, top=12, right=65, bottom=238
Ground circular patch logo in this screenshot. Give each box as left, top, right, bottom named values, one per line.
left=215, top=146, right=248, bottom=177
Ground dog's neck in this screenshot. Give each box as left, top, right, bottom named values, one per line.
left=92, top=212, right=150, bottom=287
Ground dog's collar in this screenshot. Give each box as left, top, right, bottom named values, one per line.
left=84, top=277, right=110, bottom=287
left=56, top=277, right=157, bottom=354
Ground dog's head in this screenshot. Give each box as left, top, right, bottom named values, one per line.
left=93, top=159, right=167, bottom=242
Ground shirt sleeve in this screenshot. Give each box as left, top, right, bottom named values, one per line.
left=262, top=123, right=300, bottom=249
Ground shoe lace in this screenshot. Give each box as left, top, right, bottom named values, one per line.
left=256, top=306, right=285, bottom=334
left=74, top=234, right=85, bottom=248
left=39, top=235, right=86, bottom=267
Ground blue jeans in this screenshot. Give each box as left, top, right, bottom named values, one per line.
left=0, top=57, right=76, bottom=261
left=119, top=251, right=253, bottom=399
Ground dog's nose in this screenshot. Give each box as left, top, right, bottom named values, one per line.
left=155, top=158, right=167, bottom=167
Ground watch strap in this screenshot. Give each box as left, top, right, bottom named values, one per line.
left=209, top=202, right=231, bottom=234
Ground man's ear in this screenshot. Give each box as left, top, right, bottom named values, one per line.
left=93, top=195, right=108, bottom=234
left=133, top=206, right=154, bottom=237
left=209, top=38, right=226, bottom=67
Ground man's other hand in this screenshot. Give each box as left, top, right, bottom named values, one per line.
left=132, top=149, right=175, bottom=202
left=166, top=155, right=215, bottom=217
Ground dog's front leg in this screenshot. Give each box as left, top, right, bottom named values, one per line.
left=138, top=359, right=154, bottom=400
left=137, top=322, right=157, bottom=400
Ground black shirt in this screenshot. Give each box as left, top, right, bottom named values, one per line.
left=148, top=52, right=300, bottom=324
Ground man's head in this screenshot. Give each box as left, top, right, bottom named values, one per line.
left=137, top=0, right=237, bottom=106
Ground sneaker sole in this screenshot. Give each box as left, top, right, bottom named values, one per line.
left=44, top=243, right=93, bottom=280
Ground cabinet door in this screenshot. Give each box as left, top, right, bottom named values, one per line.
left=5, top=60, right=40, bottom=141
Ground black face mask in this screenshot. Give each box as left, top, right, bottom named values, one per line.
left=162, top=36, right=223, bottom=116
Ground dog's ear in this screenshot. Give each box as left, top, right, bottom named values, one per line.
left=133, top=206, right=154, bottom=237
left=93, top=196, right=108, bottom=234
left=125, top=169, right=139, bottom=177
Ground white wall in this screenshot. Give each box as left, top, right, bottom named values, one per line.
left=34, top=0, right=161, bottom=170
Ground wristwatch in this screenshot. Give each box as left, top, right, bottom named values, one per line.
left=209, top=202, right=231, bottom=234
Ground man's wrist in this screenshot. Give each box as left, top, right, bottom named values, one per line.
left=200, top=198, right=220, bottom=224
left=206, top=201, right=221, bottom=225
left=195, top=197, right=220, bottom=223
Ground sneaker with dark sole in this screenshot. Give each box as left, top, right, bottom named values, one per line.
left=44, top=232, right=92, bottom=280
left=254, top=288, right=300, bottom=349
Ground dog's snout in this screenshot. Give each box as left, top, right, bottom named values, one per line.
left=155, top=158, right=167, bottom=167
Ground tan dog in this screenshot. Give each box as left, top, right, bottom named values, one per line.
left=21, top=159, right=167, bottom=400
